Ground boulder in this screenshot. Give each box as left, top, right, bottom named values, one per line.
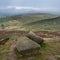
left=16, top=36, right=40, bottom=56
left=26, top=31, right=44, bottom=46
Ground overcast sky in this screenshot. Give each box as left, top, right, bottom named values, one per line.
left=0, top=0, right=60, bottom=13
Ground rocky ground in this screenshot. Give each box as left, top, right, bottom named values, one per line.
left=0, top=31, right=60, bottom=60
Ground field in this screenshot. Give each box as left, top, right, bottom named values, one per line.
left=0, top=13, right=60, bottom=60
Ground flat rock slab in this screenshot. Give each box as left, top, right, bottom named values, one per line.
left=16, top=36, right=40, bottom=53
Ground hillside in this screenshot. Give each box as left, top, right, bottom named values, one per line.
left=0, top=13, right=59, bottom=31
left=24, top=17, right=60, bottom=31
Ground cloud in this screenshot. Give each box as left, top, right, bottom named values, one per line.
left=15, top=6, right=60, bottom=12
left=0, top=6, right=13, bottom=9
left=15, top=6, right=40, bottom=10
left=0, top=6, right=59, bottom=12
left=0, top=6, right=41, bottom=10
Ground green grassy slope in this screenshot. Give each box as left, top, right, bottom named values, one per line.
left=24, top=17, right=60, bottom=31
left=0, top=13, right=57, bottom=24
left=0, top=13, right=59, bottom=31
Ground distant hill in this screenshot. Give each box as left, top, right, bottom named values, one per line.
left=0, top=13, right=59, bottom=31
left=24, top=17, right=60, bottom=31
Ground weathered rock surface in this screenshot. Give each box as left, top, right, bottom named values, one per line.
left=16, top=36, right=40, bottom=55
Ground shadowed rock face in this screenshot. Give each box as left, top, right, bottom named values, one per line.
left=26, top=31, right=44, bottom=45
left=16, top=36, right=40, bottom=55
left=0, top=37, right=9, bottom=45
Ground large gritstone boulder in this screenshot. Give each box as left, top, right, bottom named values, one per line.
left=16, top=36, right=40, bottom=56
left=26, top=31, right=44, bottom=46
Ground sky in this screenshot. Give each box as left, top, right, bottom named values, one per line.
left=0, top=0, right=60, bottom=13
